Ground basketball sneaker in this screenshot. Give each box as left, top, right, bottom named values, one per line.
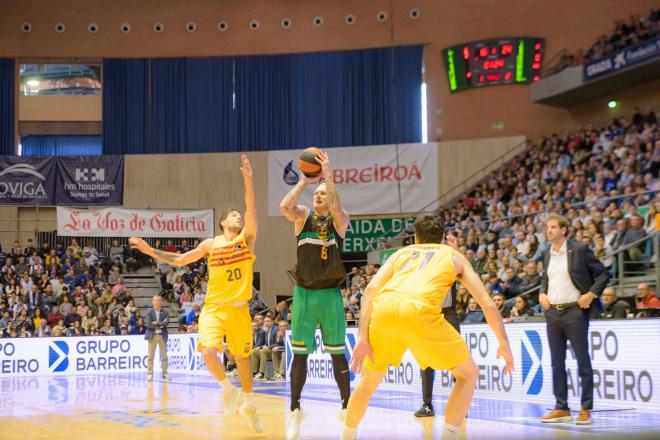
left=239, top=401, right=264, bottom=433
left=414, top=404, right=435, bottom=417
left=286, top=409, right=305, bottom=440
left=223, top=383, right=242, bottom=415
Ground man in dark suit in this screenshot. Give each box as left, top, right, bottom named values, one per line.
left=250, top=320, right=267, bottom=378
left=539, top=214, right=609, bottom=425
left=254, top=316, right=280, bottom=380
left=145, top=295, right=170, bottom=382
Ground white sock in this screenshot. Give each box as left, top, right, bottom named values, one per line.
left=220, top=378, right=231, bottom=389
left=341, top=425, right=356, bottom=440
left=243, top=392, right=253, bottom=406
left=441, top=423, right=460, bottom=440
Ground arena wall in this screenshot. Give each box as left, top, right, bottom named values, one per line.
left=3, top=0, right=658, bottom=142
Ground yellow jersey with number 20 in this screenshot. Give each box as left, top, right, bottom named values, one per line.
left=206, top=231, right=255, bottom=303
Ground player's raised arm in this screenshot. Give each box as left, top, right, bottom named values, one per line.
left=452, top=249, right=514, bottom=374
left=279, top=178, right=311, bottom=224
left=240, top=154, right=257, bottom=245
left=316, top=151, right=349, bottom=237
left=129, top=237, right=212, bottom=267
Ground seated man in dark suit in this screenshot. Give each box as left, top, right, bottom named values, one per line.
left=253, top=316, right=280, bottom=380
left=250, top=320, right=266, bottom=378
left=145, top=295, right=170, bottom=382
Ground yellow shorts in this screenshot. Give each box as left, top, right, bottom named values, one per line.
left=364, top=295, right=469, bottom=372
left=197, top=303, right=252, bottom=358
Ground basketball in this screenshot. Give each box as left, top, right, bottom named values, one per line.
left=299, top=147, right=322, bottom=177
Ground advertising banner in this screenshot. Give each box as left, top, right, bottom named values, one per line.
left=268, top=143, right=439, bottom=216
left=55, top=156, right=124, bottom=205
left=0, top=334, right=214, bottom=377
left=3, top=321, right=657, bottom=412
left=57, top=207, right=214, bottom=238
left=584, top=35, right=660, bottom=81
left=285, top=320, right=659, bottom=412
left=342, top=217, right=415, bottom=253
left=0, top=157, right=57, bottom=205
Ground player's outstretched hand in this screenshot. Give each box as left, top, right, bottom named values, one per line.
left=349, top=339, right=374, bottom=375
left=497, top=343, right=515, bottom=375
left=240, top=154, right=253, bottom=179
left=128, top=237, right=151, bottom=255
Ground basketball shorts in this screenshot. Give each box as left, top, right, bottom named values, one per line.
left=291, top=285, right=346, bottom=355
left=197, top=303, right=252, bottom=358
left=364, top=294, right=469, bottom=372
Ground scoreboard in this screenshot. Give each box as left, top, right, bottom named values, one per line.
left=443, top=37, right=544, bottom=92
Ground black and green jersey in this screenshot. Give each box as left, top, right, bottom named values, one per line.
left=294, top=211, right=346, bottom=289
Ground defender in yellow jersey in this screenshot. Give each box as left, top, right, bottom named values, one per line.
left=129, top=155, right=263, bottom=433
left=341, top=216, right=514, bottom=440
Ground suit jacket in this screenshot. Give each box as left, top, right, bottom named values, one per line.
left=145, top=308, right=169, bottom=341
left=540, top=238, right=610, bottom=319
left=263, top=325, right=280, bottom=348
left=253, top=329, right=266, bottom=348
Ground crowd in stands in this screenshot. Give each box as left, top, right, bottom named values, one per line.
left=341, top=112, right=660, bottom=323
left=0, top=238, right=148, bottom=338
left=548, top=8, right=659, bottom=75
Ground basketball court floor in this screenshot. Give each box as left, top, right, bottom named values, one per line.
left=2, top=373, right=659, bottom=439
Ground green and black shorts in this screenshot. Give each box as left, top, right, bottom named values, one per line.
left=290, top=285, right=346, bottom=355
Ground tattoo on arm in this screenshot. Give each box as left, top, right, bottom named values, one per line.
left=151, top=249, right=180, bottom=265
left=280, top=181, right=307, bottom=218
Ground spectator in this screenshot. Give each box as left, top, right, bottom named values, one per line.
left=0, top=310, right=11, bottom=330
left=492, top=293, right=510, bottom=318
left=271, top=320, right=288, bottom=380
left=510, top=296, right=535, bottom=318
left=131, top=317, right=147, bottom=335
left=47, top=305, right=64, bottom=328
left=100, top=318, right=115, bottom=335
left=83, top=251, right=98, bottom=267
left=64, top=307, right=82, bottom=328
left=636, top=283, right=660, bottom=309
left=52, top=320, right=65, bottom=336
left=462, top=298, right=484, bottom=323
left=15, top=256, right=29, bottom=278
left=621, top=215, right=647, bottom=262
left=250, top=321, right=267, bottom=378
left=82, top=309, right=96, bottom=333
left=34, top=319, right=51, bottom=337
left=186, top=304, right=201, bottom=325
left=23, top=239, right=37, bottom=257
left=500, top=267, right=523, bottom=299
left=253, top=316, right=279, bottom=380
left=599, top=287, right=629, bottom=319
left=518, top=261, right=543, bottom=304
left=109, top=240, right=125, bottom=263
left=193, top=287, right=205, bottom=308
left=14, top=309, right=33, bottom=332
left=67, top=238, right=82, bottom=260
